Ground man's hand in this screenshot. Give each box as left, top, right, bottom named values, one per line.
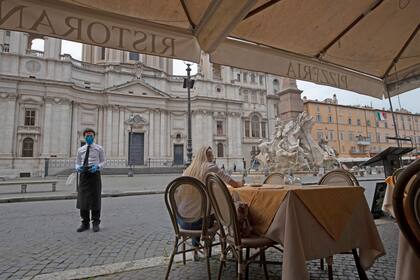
left=89, top=164, right=99, bottom=173
left=76, top=166, right=84, bottom=173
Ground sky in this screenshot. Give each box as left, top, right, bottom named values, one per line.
left=45, top=40, right=420, bottom=114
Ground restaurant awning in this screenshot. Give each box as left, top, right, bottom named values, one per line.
left=1, top=0, right=419, bottom=98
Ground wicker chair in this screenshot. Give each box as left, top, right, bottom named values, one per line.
left=318, top=169, right=367, bottom=280
left=205, top=173, right=278, bottom=280
left=164, top=176, right=219, bottom=280
left=393, top=159, right=420, bottom=259
left=263, top=172, right=285, bottom=185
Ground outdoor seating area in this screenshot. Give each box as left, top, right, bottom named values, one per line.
left=163, top=167, right=405, bottom=280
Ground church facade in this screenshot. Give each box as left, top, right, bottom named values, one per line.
left=0, top=31, right=302, bottom=178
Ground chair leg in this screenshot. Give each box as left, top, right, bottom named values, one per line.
left=182, top=238, right=186, bottom=265
left=352, top=249, right=368, bottom=280
left=165, top=238, right=178, bottom=280
left=320, top=258, right=324, bottom=270
left=261, top=249, right=269, bottom=280
left=238, top=248, right=244, bottom=280
left=217, top=247, right=227, bottom=280
left=245, top=248, right=250, bottom=280
left=204, top=241, right=212, bottom=280
left=326, top=256, right=333, bottom=280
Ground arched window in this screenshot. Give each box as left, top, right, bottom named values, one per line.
left=273, top=79, right=280, bottom=93
left=217, top=143, right=224, bottom=157
left=22, top=138, right=34, bottom=157
left=251, top=115, right=260, bottom=137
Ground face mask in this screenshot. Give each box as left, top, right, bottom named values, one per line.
left=85, top=135, right=94, bottom=145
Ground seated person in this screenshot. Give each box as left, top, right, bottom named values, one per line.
left=175, top=146, right=243, bottom=259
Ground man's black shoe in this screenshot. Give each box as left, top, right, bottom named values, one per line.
left=92, top=224, right=100, bottom=232
left=77, top=224, right=89, bottom=232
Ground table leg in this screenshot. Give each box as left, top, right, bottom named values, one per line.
left=352, top=249, right=368, bottom=280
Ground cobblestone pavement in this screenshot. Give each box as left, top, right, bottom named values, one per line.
left=0, top=195, right=174, bottom=280
left=94, top=222, right=399, bottom=280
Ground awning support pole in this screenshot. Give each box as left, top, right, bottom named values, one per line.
left=386, top=89, right=400, bottom=147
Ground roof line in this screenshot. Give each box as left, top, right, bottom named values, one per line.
left=243, top=0, right=282, bottom=20
left=180, top=0, right=196, bottom=29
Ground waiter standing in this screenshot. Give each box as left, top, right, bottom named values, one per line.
left=75, top=128, right=106, bottom=232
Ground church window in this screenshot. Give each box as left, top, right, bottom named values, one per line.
left=328, top=115, right=333, bottom=123
left=100, top=47, right=106, bottom=60
left=261, top=122, right=266, bottom=138
left=217, top=121, right=224, bottom=136
left=237, top=73, right=241, bottom=81
left=129, top=52, right=139, bottom=60
left=273, top=79, right=279, bottom=93
left=245, top=121, right=250, bottom=137
left=251, top=115, right=260, bottom=137
left=217, top=143, right=224, bottom=157
left=243, top=90, right=249, bottom=102
left=316, top=114, right=322, bottom=122
left=24, top=109, right=36, bottom=126
left=259, top=75, right=264, bottom=85
left=22, top=138, right=34, bottom=157
left=250, top=74, right=256, bottom=83
left=251, top=92, right=257, bottom=104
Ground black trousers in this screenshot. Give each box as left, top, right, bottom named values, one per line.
left=80, top=209, right=101, bottom=225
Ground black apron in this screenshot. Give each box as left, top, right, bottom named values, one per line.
left=77, top=171, right=102, bottom=210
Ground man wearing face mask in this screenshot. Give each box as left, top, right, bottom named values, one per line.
left=75, top=128, right=106, bottom=232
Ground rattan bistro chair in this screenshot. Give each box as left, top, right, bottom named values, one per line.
left=393, top=159, right=420, bottom=259
left=164, top=176, right=219, bottom=280
left=206, top=173, right=277, bottom=280
left=318, top=169, right=368, bottom=280
left=263, top=172, right=285, bottom=185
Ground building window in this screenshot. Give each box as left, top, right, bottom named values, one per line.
left=216, top=121, right=223, bottom=136
left=100, top=47, right=106, bottom=60
left=260, top=93, right=265, bottom=105
left=22, top=137, right=34, bottom=157
left=251, top=92, right=257, bottom=104
left=384, top=122, right=388, bottom=128
left=376, top=121, right=379, bottom=127
left=250, top=74, right=256, bottom=83
left=24, top=109, right=36, bottom=126
left=237, top=73, right=241, bottom=81
left=366, top=120, right=371, bottom=126
left=317, top=130, right=323, bottom=140
left=348, top=118, right=352, bottom=125
left=243, top=91, right=249, bottom=102
left=251, top=115, right=260, bottom=137
left=328, top=115, right=333, bottom=123
left=245, top=121, right=250, bottom=137
left=273, top=79, right=279, bottom=93
left=243, top=72, right=248, bottom=82
left=217, top=143, right=224, bottom=157
left=129, top=52, right=139, bottom=60
left=259, top=75, right=264, bottom=85
left=357, top=119, right=361, bottom=126
left=261, top=122, right=266, bottom=138
left=376, top=133, right=381, bottom=143
left=316, top=114, right=322, bottom=122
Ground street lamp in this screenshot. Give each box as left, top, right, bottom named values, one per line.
left=183, top=63, right=195, bottom=166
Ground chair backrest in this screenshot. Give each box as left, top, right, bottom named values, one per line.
left=164, top=176, right=210, bottom=237
left=205, top=173, right=241, bottom=246
left=263, top=172, right=285, bottom=185
left=393, top=159, right=420, bottom=258
left=391, top=167, right=405, bottom=185
left=318, top=168, right=359, bottom=186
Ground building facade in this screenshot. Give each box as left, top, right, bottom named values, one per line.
left=304, top=95, right=420, bottom=159
left=0, top=30, right=301, bottom=177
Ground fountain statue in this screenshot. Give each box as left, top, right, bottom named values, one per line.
left=255, top=112, right=338, bottom=174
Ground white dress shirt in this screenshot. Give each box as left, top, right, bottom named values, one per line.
left=75, top=143, right=106, bottom=170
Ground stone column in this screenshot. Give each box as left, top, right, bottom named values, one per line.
left=148, top=110, right=154, bottom=157
left=44, top=37, right=61, bottom=59
left=118, top=108, right=125, bottom=157
left=9, top=32, right=27, bottom=55
left=0, top=94, right=16, bottom=156
left=160, top=111, right=167, bottom=157
left=71, top=102, right=79, bottom=157
left=41, top=102, right=53, bottom=156
left=105, top=106, right=112, bottom=154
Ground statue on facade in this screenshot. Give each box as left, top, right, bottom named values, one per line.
left=255, top=112, right=338, bottom=173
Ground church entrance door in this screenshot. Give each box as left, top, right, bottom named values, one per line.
left=173, top=144, right=184, bottom=165
left=129, top=132, right=144, bottom=165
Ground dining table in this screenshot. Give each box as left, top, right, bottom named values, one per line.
left=229, top=183, right=386, bottom=280
left=382, top=176, right=420, bottom=280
